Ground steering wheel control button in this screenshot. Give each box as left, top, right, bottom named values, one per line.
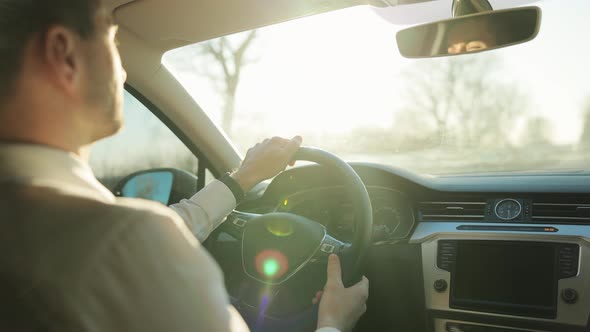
left=561, top=288, right=578, bottom=304
left=233, top=218, right=247, bottom=227
left=434, top=279, right=448, bottom=293
left=321, top=244, right=335, bottom=253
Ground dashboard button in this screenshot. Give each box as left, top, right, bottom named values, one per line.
left=561, top=288, right=578, bottom=304
left=434, top=279, right=448, bottom=293
left=321, top=244, right=335, bottom=253
left=232, top=218, right=247, bottom=227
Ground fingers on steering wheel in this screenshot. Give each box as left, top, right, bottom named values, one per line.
left=284, top=136, right=302, bottom=154
left=311, top=290, right=323, bottom=304
left=270, top=136, right=285, bottom=145
left=286, top=136, right=303, bottom=166
left=326, top=254, right=344, bottom=288
left=355, top=276, right=369, bottom=300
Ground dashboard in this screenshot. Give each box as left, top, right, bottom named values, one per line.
left=271, top=186, right=414, bottom=243
left=230, top=162, right=590, bottom=332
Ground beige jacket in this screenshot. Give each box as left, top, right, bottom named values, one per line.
left=0, top=144, right=338, bottom=332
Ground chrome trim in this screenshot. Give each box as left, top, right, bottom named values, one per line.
left=494, top=198, right=522, bottom=221
left=410, top=222, right=590, bottom=243
left=419, top=201, right=486, bottom=221
left=419, top=202, right=486, bottom=205
left=423, top=214, right=484, bottom=219
left=533, top=216, right=590, bottom=221
left=414, top=222, right=590, bottom=327
left=533, top=203, right=590, bottom=207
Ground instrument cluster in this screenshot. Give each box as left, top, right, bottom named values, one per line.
left=274, top=186, right=415, bottom=243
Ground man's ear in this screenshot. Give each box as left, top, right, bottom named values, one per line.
left=43, top=26, right=81, bottom=93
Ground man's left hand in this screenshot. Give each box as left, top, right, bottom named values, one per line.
left=231, top=136, right=303, bottom=193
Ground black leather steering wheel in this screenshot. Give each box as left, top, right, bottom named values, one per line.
left=216, top=147, right=373, bottom=327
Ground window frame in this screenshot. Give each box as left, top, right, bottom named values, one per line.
left=124, top=84, right=217, bottom=191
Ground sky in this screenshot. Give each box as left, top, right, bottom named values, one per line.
left=164, top=0, right=590, bottom=145
left=91, top=0, right=590, bottom=176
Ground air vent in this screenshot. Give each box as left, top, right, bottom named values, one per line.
left=532, top=198, right=590, bottom=224
left=418, top=200, right=486, bottom=222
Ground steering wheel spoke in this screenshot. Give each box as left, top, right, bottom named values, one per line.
left=219, top=210, right=260, bottom=239
left=309, top=234, right=350, bottom=264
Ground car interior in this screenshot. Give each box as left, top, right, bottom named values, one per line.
left=97, top=0, right=590, bottom=331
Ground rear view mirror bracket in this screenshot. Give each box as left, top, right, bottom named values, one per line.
left=452, top=0, right=493, bottom=17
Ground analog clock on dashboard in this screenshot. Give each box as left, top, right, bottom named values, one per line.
left=494, top=199, right=522, bottom=221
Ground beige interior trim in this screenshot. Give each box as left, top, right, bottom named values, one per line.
left=114, top=0, right=378, bottom=51
left=117, top=27, right=242, bottom=173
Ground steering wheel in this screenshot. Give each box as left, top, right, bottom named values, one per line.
left=215, top=147, right=373, bottom=329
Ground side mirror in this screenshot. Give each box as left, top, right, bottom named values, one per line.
left=114, top=168, right=199, bottom=205
left=396, top=6, right=541, bottom=58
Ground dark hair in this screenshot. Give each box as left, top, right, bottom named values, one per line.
left=0, top=0, right=100, bottom=103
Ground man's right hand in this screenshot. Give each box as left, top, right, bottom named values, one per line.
left=317, top=254, right=369, bottom=332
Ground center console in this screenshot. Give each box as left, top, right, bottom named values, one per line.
left=412, top=223, right=590, bottom=332
left=442, top=240, right=576, bottom=319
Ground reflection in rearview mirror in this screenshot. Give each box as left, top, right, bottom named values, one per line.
left=396, top=7, right=541, bottom=58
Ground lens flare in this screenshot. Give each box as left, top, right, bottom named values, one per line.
left=255, top=249, right=289, bottom=279
left=263, top=259, right=280, bottom=277
left=255, top=294, right=270, bottom=328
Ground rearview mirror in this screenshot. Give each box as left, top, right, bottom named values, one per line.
left=396, top=6, right=541, bottom=58
left=114, top=168, right=199, bottom=205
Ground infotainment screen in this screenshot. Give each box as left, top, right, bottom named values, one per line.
left=450, top=241, right=558, bottom=318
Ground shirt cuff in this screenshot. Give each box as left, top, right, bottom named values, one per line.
left=315, top=328, right=341, bottom=332
left=218, top=172, right=245, bottom=204
left=168, top=180, right=237, bottom=241
left=191, top=179, right=236, bottom=221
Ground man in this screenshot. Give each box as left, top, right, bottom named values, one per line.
left=0, top=1, right=368, bottom=331
left=446, top=17, right=497, bottom=54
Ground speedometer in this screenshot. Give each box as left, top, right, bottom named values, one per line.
left=494, top=199, right=522, bottom=220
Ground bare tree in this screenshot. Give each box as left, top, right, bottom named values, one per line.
left=520, top=116, right=553, bottom=146
left=400, top=55, right=527, bottom=148
left=202, top=31, right=258, bottom=135
left=167, top=31, right=259, bottom=136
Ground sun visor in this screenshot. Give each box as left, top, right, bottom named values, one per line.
left=114, top=0, right=381, bottom=51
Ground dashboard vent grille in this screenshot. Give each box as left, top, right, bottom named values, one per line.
left=532, top=197, right=590, bottom=224
left=418, top=200, right=486, bottom=221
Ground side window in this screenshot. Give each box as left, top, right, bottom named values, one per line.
left=90, top=90, right=200, bottom=191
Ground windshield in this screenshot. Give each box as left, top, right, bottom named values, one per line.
left=163, top=0, right=590, bottom=175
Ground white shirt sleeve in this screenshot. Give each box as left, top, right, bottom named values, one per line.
left=169, top=179, right=236, bottom=242
left=315, top=328, right=341, bottom=332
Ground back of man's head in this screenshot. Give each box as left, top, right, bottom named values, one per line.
left=0, top=0, right=100, bottom=105
left=0, top=0, right=127, bottom=156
